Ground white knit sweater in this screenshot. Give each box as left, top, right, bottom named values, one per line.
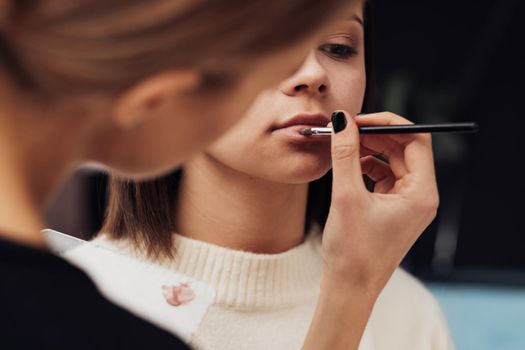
left=63, top=232, right=454, bottom=350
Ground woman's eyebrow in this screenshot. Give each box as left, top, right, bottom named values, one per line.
left=350, top=14, right=364, bottom=28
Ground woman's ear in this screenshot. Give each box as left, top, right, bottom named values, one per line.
left=112, top=69, right=202, bottom=129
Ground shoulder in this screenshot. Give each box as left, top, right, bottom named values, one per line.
left=0, top=236, right=188, bottom=349
left=61, top=234, right=144, bottom=284
left=374, top=268, right=445, bottom=322
left=379, top=268, right=441, bottom=312
left=368, top=268, right=455, bottom=349
left=62, top=233, right=135, bottom=263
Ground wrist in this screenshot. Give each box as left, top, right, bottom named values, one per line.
left=304, top=266, right=381, bottom=350
left=320, top=263, right=384, bottom=299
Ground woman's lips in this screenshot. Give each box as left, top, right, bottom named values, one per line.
left=271, top=114, right=330, bottom=142
left=271, top=124, right=330, bottom=142
left=273, top=114, right=330, bottom=130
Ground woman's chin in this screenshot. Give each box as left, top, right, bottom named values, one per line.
left=269, top=157, right=332, bottom=184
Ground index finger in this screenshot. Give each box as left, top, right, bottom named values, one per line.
left=356, top=112, right=436, bottom=182
left=356, top=112, right=416, bottom=144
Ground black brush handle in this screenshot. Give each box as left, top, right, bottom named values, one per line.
left=358, top=122, right=479, bottom=134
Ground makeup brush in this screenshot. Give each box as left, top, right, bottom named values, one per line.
left=299, top=122, right=479, bottom=136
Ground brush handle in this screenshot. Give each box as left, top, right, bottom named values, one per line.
left=359, top=122, right=479, bottom=134
left=308, top=122, right=479, bottom=135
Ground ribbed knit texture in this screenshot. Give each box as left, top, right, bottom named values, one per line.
left=163, top=233, right=323, bottom=310
left=64, top=232, right=455, bottom=350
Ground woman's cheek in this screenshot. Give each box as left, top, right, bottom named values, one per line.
left=332, top=71, right=366, bottom=113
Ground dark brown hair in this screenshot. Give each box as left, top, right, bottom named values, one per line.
left=102, top=1, right=377, bottom=260
left=0, top=0, right=347, bottom=97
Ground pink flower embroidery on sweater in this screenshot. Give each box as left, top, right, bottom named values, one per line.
left=162, top=282, right=195, bottom=306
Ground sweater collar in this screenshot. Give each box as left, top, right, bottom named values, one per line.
left=97, top=231, right=323, bottom=310
left=166, top=232, right=323, bottom=310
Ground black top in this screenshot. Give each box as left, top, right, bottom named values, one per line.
left=0, top=235, right=190, bottom=349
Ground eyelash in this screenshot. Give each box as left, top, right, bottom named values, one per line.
left=319, top=44, right=358, bottom=60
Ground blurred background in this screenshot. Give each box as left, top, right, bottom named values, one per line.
left=44, top=0, right=524, bottom=349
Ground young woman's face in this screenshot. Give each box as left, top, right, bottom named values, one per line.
left=203, top=4, right=366, bottom=184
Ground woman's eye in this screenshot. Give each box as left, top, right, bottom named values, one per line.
left=319, top=44, right=357, bottom=59
left=200, top=69, right=238, bottom=90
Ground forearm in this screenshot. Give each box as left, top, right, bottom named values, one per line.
left=302, top=269, right=381, bottom=350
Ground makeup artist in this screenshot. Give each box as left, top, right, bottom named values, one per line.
left=0, top=0, right=347, bottom=348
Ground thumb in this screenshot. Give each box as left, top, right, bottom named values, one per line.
left=330, top=110, right=366, bottom=196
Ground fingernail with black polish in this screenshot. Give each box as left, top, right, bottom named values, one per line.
left=331, top=111, right=347, bottom=133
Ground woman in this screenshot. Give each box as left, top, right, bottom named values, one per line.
left=65, top=1, right=453, bottom=349
left=0, top=0, right=347, bottom=348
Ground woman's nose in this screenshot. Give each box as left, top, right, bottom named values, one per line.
left=280, top=54, right=329, bottom=98
left=292, top=81, right=327, bottom=95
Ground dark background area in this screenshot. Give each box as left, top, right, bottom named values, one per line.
left=45, top=0, right=525, bottom=286
left=372, top=0, right=525, bottom=284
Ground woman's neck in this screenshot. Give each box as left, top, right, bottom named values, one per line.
left=0, top=86, right=85, bottom=248
left=0, top=116, right=47, bottom=247
left=175, top=154, right=309, bottom=254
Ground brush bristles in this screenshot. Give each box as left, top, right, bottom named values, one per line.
left=299, top=128, right=313, bottom=136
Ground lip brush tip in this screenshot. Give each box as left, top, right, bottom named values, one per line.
left=299, top=128, right=313, bottom=136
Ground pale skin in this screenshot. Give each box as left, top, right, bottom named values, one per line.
left=175, top=3, right=438, bottom=349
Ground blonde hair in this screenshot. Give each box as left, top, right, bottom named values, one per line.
left=0, top=0, right=347, bottom=97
